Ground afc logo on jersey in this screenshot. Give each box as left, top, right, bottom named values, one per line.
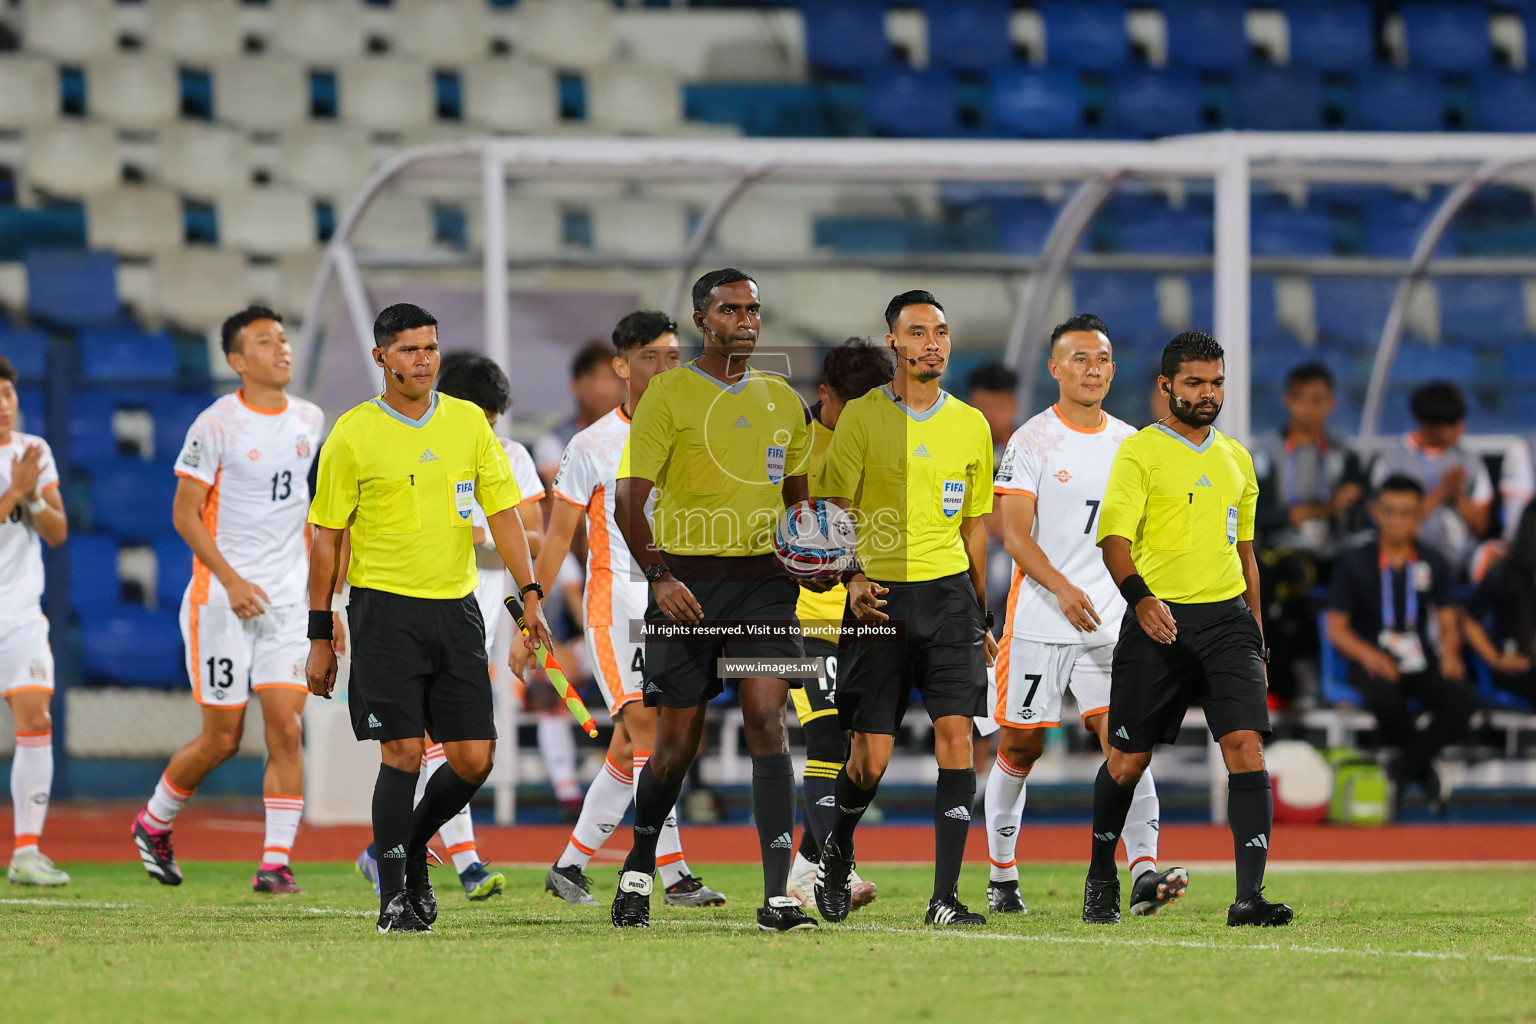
left=182, top=438, right=203, bottom=468
left=942, top=480, right=966, bottom=519
left=295, top=434, right=311, bottom=458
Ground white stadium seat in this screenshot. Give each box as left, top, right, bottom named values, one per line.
left=215, top=57, right=310, bottom=133
left=146, top=0, right=244, bottom=63
left=514, top=0, right=617, bottom=68
left=351, top=194, right=435, bottom=253
left=277, top=124, right=376, bottom=203
left=592, top=199, right=688, bottom=257
left=462, top=62, right=558, bottom=134
left=154, top=247, right=252, bottom=330
left=339, top=59, right=435, bottom=132
left=25, top=122, right=120, bottom=197
left=86, top=186, right=185, bottom=255
left=155, top=123, right=252, bottom=195
left=586, top=64, right=683, bottom=134
left=392, top=0, right=494, bottom=63
left=0, top=57, right=59, bottom=129
left=87, top=55, right=181, bottom=129
left=218, top=188, right=317, bottom=255
left=269, top=0, right=367, bottom=62
left=716, top=198, right=816, bottom=258
left=24, top=0, right=117, bottom=61
left=270, top=250, right=326, bottom=321
left=466, top=196, right=564, bottom=256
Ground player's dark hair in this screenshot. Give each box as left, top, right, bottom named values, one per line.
left=1050, top=313, right=1111, bottom=345
left=1160, top=331, right=1224, bottom=380
left=1375, top=473, right=1426, bottom=500
left=373, top=302, right=438, bottom=348
left=220, top=305, right=283, bottom=355
left=691, top=267, right=756, bottom=314
left=965, top=361, right=1018, bottom=395
left=1409, top=381, right=1467, bottom=427
left=0, top=355, right=14, bottom=387
left=1285, top=362, right=1334, bottom=392
left=612, top=311, right=677, bottom=355
left=884, top=289, right=944, bottom=331
left=436, top=352, right=511, bottom=415
left=571, top=339, right=615, bottom=380
left=821, top=337, right=896, bottom=401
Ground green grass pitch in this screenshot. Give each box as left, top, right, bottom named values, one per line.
left=2, top=863, right=1531, bottom=1024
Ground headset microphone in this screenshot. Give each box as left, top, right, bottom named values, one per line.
left=393, top=369, right=406, bottom=383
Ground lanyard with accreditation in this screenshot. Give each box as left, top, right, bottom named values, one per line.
left=1378, top=549, right=1429, bottom=674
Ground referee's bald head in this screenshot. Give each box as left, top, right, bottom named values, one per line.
left=374, top=303, right=438, bottom=348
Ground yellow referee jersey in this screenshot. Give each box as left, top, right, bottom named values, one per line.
left=1096, top=423, right=1259, bottom=604
left=817, top=386, right=993, bottom=583
left=795, top=412, right=846, bottom=641
left=622, top=359, right=810, bottom=557
left=309, top=392, right=520, bottom=600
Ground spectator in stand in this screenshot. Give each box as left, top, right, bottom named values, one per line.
left=1325, top=475, right=1473, bottom=815
left=1461, top=502, right=1536, bottom=706
left=1368, top=382, right=1492, bottom=581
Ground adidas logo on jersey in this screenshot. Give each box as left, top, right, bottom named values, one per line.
left=912, top=444, right=932, bottom=458
left=770, top=831, right=794, bottom=850
left=1195, top=474, right=1212, bottom=487
left=1245, top=834, right=1269, bottom=849
left=734, top=415, right=752, bottom=429
left=944, top=805, right=971, bottom=821
left=367, top=714, right=383, bottom=730
left=1115, top=726, right=1130, bottom=740
left=381, top=844, right=406, bottom=859
left=419, top=449, right=439, bottom=463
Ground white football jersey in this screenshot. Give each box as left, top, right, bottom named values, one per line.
left=550, top=405, right=650, bottom=629
left=994, top=405, right=1137, bottom=645
left=0, top=431, right=60, bottom=624
left=173, top=391, right=325, bottom=609
left=470, top=438, right=547, bottom=611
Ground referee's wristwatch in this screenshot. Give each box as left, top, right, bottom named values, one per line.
left=643, top=562, right=670, bottom=584
left=1257, top=646, right=1271, bottom=664
left=985, top=611, right=995, bottom=630
left=519, top=581, right=544, bottom=602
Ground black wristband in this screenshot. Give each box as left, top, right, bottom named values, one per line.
left=1119, top=573, right=1155, bottom=608
left=839, top=560, right=864, bottom=586
left=307, top=609, right=334, bottom=641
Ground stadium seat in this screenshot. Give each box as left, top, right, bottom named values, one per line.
left=147, top=0, right=243, bottom=63
left=339, top=60, right=436, bottom=133
left=79, top=326, right=178, bottom=383
left=1233, top=68, right=1326, bottom=131
left=89, top=460, right=178, bottom=542
left=799, top=0, right=895, bottom=75
left=989, top=68, right=1085, bottom=138
left=684, top=82, right=866, bottom=137
left=23, top=0, right=116, bottom=61
left=86, top=55, right=181, bottom=130
left=587, top=65, right=685, bottom=134
left=86, top=186, right=185, bottom=256
left=517, top=0, right=620, bottom=70
left=1252, top=200, right=1334, bottom=256
left=1437, top=277, right=1527, bottom=344
left=69, top=535, right=122, bottom=613
left=217, top=189, right=316, bottom=255
left=156, top=124, right=252, bottom=197
left=149, top=391, right=214, bottom=461
left=153, top=248, right=252, bottom=331
left=1111, top=199, right=1212, bottom=255
left=25, top=249, right=120, bottom=329
left=865, top=69, right=958, bottom=138
left=1282, top=1, right=1376, bottom=71
left=1317, top=612, right=1364, bottom=706
left=1071, top=272, right=1161, bottom=343
left=992, top=197, right=1062, bottom=256
left=68, top=390, right=134, bottom=466
left=1361, top=194, right=1453, bottom=257
left=1471, top=72, right=1536, bottom=132
left=1036, top=1, right=1131, bottom=70
left=1108, top=68, right=1205, bottom=138
left=215, top=58, right=311, bottom=134
left=153, top=533, right=192, bottom=610
left=269, top=0, right=368, bottom=62
left=1163, top=0, right=1250, bottom=71
left=351, top=196, right=436, bottom=254
left=923, top=0, right=1013, bottom=73
left=1391, top=342, right=1478, bottom=385
left=462, top=62, right=559, bottom=133
left=24, top=122, right=121, bottom=198
left=1312, top=276, right=1396, bottom=348
left=80, top=606, right=184, bottom=687
left=1188, top=274, right=1283, bottom=343
left=276, top=126, right=374, bottom=204
left=0, top=328, right=50, bottom=379
left=0, top=57, right=60, bottom=128
left=716, top=198, right=817, bottom=258
left=392, top=0, right=494, bottom=63
left=592, top=200, right=688, bottom=257
left=1399, top=2, right=1492, bottom=72
left=1354, top=70, right=1448, bottom=132
left=16, top=387, right=44, bottom=435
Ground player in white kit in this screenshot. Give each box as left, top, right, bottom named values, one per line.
left=984, top=315, right=1188, bottom=917
left=538, top=311, right=724, bottom=909
left=0, top=356, right=70, bottom=886
left=131, top=308, right=324, bottom=893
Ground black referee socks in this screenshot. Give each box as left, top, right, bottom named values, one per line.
left=933, top=768, right=976, bottom=900
left=1228, top=769, right=1273, bottom=900
left=1089, top=761, right=1137, bottom=881
left=372, top=764, right=418, bottom=898
left=752, top=754, right=796, bottom=899
left=409, top=763, right=480, bottom=856
left=828, top=769, right=879, bottom=857
left=625, top=762, right=682, bottom=877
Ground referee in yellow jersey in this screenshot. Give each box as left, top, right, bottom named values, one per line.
left=1086, top=331, right=1292, bottom=928
left=305, top=303, right=551, bottom=935
left=610, top=268, right=816, bottom=932
left=812, top=290, right=997, bottom=928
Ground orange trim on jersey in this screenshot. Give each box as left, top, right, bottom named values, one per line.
left=189, top=468, right=222, bottom=605
left=552, top=488, right=585, bottom=509
left=615, top=403, right=631, bottom=425
left=993, top=487, right=1035, bottom=498
left=1128, top=856, right=1156, bottom=873
left=444, top=841, right=477, bottom=856
left=1052, top=403, right=1107, bottom=434
left=4, top=685, right=54, bottom=698
left=992, top=630, right=1013, bottom=723
left=41, top=480, right=59, bottom=494
left=236, top=389, right=288, bottom=416
left=1079, top=705, right=1110, bottom=721
left=592, top=626, right=627, bottom=712
left=998, top=719, right=1058, bottom=731
left=516, top=490, right=547, bottom=507
left=14, top=730, right=52, bottom=738
left=656, top=852, right=685, bottom=867
left=569, top=836, right=597, bottom=856
left=988, top=856, right=1016, bottom=869
left=252, top=681, right=310, bottom=693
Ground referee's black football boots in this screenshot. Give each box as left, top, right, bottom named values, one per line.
left=1082, top=875, right=1121, bottom=924
left=377, top=891, right=432, bottom=934
left=406, top=848, right=437, bottom=926
left=813, top=837, right=854, bottom=923
left=757, top=896, right=819, bottom=932
left=925, top=892, right=987, bottom=926
left=612, top=869, right=652, bottom=928
left=1227, top=891, right=1294, bottom=927
left=987, top=879, right=1028, bottom=914
left=1129, top=866, right=1190, bottom=916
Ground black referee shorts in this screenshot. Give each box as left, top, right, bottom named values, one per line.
left=836, top=572, right=987, bottom=735
left=1107, top=596, right=1271, bottom=753
left=346, top=587, right=496, bottom=744
left=641, top=553, right=805, bottom=709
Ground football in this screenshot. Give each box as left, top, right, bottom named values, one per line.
left=773, top=498, right=857, bottom=580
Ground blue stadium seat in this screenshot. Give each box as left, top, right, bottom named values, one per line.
left=24, top=249, right=120, bottom=329
left=1108, top=68, right=1204, bottom=138
left=1312, top=276, right=1397, bottom=348
left=150, top=391, right=213, bottom=461
left=1251, top=200, right=1334, bottom=256
left=1437, top=277, right=1527, bottom=344
left=68, top=534, right=122, bottom=613
left=1111, top=201, right=1211, bottom=255
left=0, top=206, right=88, bottom=262
left=799, top=0, right=894, bottom=75
left=1282, top=1, right=1376, bottom=71
left=1232, top=67, right=1325, bottom=130
left=1071, top=272, right=1161, bottom=343
left=992, top=198, right=1063, bottom=255
left=1399, top=2, right=1492, bottom=72
left=78, top=326, right=179, bottom=382
left=864, top=69, right=958, bottom=137
left=0, top=328, right=49, bottom=379
left=1036, top=1, right=1130, bottom=69
left=153, top=532, right=192, bottom=609
left=80, top=606, right=184, bottom=687
left=1505, top=345, right=1536, bottom=381
left=924, top=0, right=1013, bottom=72
left=683, top=83, right=866, bottom=137
left=1163, top=0, right=1250, bottom=70
left=1472, top=72, right=1536, bottom=132
left=88, top=460, right=177, bottom=542
left=1391, top=342, right=1478, bottom=385
left=1353, top=69, right=1447, bottom=131
left=1188, top=274, right=1283, bottom=342
left=69, top=390, right=143, bottom=466
left=18, top=388, right=45, bottom=436
left=1318, top=612, right=1365, bottom=706
left=1360, top=194, right=1453, bottom=257
left=988, top=68, right=1084, bottom=137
